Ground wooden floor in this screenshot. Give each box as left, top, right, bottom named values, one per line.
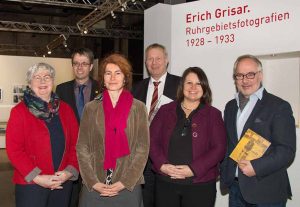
left=0, top=149, right=15, bottom=207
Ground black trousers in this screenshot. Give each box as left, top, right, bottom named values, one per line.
left=142, top=159, right=156, bottom=207
left=155, top=177, right=216, bottom=207
left=68, top=175, right=82, bottom=207
left=15, top=181, right=72, bottom=207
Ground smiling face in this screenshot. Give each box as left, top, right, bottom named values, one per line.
left=145, top=47, right=168, bottom=80
left=235, top=58, right=263, bottom=98
left=30, top=68, right=54, bottom=102
left=183, top=72, right=203, bottom=103
left=72, top=53, right=93, bottom=83
left=104, top=63, right=125, bottom=92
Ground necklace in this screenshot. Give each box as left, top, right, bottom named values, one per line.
left=181, top=103, right=196, bottom=111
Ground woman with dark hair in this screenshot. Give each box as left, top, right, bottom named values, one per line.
left=150, top=67, right=226, bottom=207
left=76, top=53, right=149, bottom=207
left=6, top=63, right=79, bottom=207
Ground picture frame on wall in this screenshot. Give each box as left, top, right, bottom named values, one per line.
left=12, top=84, right=27, bottom=104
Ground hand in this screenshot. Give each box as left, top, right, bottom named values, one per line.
left=54, top=171, right=73, bottom=183
left=173, top=165, right=194, bottom=179
left=160, top=164, right=177, bottom=176
left=238, top=160, right=256, bottom=177
left=92, top=182, right=117, bottom=197
left=106, top=181, right=125, bottom=196
left=33, top=174, right=63, bottom=190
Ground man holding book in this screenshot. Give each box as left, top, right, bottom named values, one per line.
left=220, top=54, right=296, bottom=207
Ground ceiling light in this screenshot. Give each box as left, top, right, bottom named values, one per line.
left=111, top=10, right=116, bottom=19
left=63, top=41, right=68, bottom=48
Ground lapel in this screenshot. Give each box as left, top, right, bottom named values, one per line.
left=90, top=79, right=99, bottom=101
left=163, top=73, right=173, bottom=99
left=140, top=78, right=150, bottom=103
left=96, top=101, right=105, bottom=157
left=229, top=101, right=239, bottom=145
left=69, top=80, right=78, bottom=114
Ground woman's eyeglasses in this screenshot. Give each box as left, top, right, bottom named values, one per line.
left=181, top=118, right=191, bottom=136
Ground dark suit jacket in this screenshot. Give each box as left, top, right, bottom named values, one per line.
left=131, top=73, right=181, bottom=103
left=150, top=101, right=226, bottom=183
left=56, top=78, right=99, bottom=122
left=220, top=90, right=296, bottom=204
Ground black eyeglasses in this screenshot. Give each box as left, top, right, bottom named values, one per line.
left=234, top=71, right=261, bottom=80
left=181, top=118, right=191, bottom=136
left=72, top=62, right=91, bottom=68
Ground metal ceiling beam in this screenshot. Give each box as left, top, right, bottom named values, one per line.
left=3, top=0, right=154, bottom=14
left=0, top=20, right=143, bottom=39
left=76, top=0, right=132, bottom=32
left=3, top=0, right=103, bottom=9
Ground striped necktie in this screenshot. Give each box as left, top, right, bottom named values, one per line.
left=149, top=81, right=160, bottom=119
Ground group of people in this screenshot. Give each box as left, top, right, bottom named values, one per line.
left=6, top=44, right=296, bottom=207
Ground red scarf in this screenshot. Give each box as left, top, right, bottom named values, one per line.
left=103, top=89, right=133, bottom=170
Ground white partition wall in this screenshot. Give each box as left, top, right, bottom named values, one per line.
left=145, top=0, right=300, bottom=206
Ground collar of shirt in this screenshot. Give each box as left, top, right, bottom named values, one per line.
left=74, top=78, right=92, bottom=89
left=149, top=72, right=167, bottom=86
left=74, top=78, right=92, bottom=105
left=235, top=86, right=264, bottom=108
left=146, top=72, right=168, bottom=113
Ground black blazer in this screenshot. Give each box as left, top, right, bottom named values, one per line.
left=56, top=78, right=99, bottom=122
left=131, top=73, right=181, bottom=103
left=220, top=90, right=296, bottom=204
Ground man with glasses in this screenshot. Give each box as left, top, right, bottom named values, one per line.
left=56, top=48, right=99, bottom=207
left=220, top=54, right=296, bottom=207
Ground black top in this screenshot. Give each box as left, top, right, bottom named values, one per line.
left=159, top=102, right=204, bottom=185
left=45, top=114, right=65, bottom=171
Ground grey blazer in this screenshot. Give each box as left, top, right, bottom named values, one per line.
left=220, top=90, right=296, bottom=204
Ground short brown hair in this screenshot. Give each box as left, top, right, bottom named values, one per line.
left=71, top=48, right=94, bottom=64
left=99, top=53, right=132, bottom=91
left=177, top=67, right=212, bottom=105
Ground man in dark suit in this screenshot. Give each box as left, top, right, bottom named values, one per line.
left=56, top=48, right=99, bottom=122
left=132, top=43, right=181, bottom=207
left=56, top=48, right=99, bottom=207
left=220, top=54, right=296, bottom=207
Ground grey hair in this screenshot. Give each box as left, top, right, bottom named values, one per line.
left=145, top=43, right=168, bottom=58
left=26, top=62, right=55, bottom=84
left=233, top=54, right=263, bottom=75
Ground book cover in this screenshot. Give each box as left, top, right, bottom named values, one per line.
left=230, top=129, right=271, bottom=163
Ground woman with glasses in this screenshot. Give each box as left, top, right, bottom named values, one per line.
left=76, top=53, right=149, bottom=207
left=6, top=63, right=79, bottom=207
left=150, top=67, right=226, bottom=207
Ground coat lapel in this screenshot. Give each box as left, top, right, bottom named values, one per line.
left=230, top=102, right=239, bottom=145
left=140, top=79, right=149, bottom=103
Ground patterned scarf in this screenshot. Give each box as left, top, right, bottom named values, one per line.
left=24, top=88, right=60, bottom=122
left=103, top=89, right=133, bottom=170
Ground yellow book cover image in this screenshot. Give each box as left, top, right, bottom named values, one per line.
left=230, top=129, right=271, bottom=163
